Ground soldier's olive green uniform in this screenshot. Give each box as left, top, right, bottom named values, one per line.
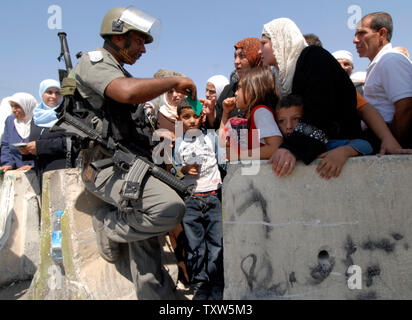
left=74, top=47, right=185, bottom=299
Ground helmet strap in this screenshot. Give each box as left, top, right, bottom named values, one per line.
left=105, top=38, right=135, bottom=65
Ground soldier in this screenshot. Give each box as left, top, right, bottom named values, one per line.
left=73, top=6, right=197, bottom=299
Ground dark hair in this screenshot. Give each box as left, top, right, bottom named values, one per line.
left=276, top=94, right=304, bottom=112
left=177, top=98, right=192, bottom=116
left=240, top=66, right=279, bottom=120
left=303, top=33, right=323, bottom=47
left=364, top=12, right=393, bottom=42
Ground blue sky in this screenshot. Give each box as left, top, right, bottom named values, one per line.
left=1, top=0, right=411, bottom=100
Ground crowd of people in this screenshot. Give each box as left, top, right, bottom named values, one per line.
left=0, top=79, right=68, bottom=188
left=1, top=7, right=412, bottom=300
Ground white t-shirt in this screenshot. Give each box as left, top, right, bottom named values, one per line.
left=364, top=43, right=412, bottom=123
left=253, top=107, right=282, bottom=144
left=174, top=129, right=224, bottom=193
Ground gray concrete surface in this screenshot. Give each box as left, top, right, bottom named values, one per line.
left=223, top=155, right=412, bottom=299
left=0, top=170, right=41, bottom=287
left=26, top=168, right=190, bottom=300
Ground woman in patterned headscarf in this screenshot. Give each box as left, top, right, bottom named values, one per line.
left=260, top=18, right=363, bottom=177
left=211, top=37, right=263, bottom=129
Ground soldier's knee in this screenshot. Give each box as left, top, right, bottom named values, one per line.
left=164, top=197, right=186, bottom=225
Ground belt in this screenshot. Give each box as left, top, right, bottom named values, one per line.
left=194, top=190, right=217, bottom=196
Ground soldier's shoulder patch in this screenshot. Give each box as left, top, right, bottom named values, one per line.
left=88, top=51, right=104, bottom=63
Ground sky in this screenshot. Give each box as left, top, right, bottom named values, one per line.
left=1, top=0, right=412, bottom=100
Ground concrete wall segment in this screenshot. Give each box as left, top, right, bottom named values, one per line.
left=223, top=155, right=412, bottom=300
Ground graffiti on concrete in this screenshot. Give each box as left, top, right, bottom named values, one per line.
left=236, top=184, right=272, bottom=238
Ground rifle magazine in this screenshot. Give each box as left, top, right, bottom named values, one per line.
left=120, top=158, right=151, bottom=202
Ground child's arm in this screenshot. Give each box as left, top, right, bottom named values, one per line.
left=236, top=136, right=283, bottom=160
left=219, top=97, right=236, bottom=130
left=316, top=145, right=358, bottom=179
left=358, top=103, right=403, bottom=154
left=245, top=107, right=283, bottom=160
left=218, top=97, right=236, bottom=148
left=317, top=138, right=373, bottom=179
left=258, top=136, right=283, bottom=159
left=200, top=98, right=217, bottom=128
left=173, top=139, right=200, bottom=176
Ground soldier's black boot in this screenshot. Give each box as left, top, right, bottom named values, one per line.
left=92, top=207, right=120, bottom=263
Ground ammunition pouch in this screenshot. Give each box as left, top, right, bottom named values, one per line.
left=119, top=157, right=151, bottom=209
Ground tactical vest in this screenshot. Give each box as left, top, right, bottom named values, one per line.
left=60, top=67, right=155, bottom=158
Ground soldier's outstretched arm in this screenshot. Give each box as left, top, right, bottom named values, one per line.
left=105, top=77, right=197, bottom=104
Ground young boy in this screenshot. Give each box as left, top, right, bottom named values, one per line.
left=174, top=98, right=224, bottom=300
left=276, top=94, right=373, bottom=179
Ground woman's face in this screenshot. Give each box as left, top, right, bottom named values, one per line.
left=42, top=87, right=62, bottom=107
left=234, top=48, right=251, bottom=79
left=205, top=82, right=217, bottom=105
left=166, top=89, right=184, bottom=107
left=10, top=101, right=26, bottom=121
left=260, top=36, right=279, bottom=69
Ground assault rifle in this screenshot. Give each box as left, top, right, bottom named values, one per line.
left=52, top=32, right=207, bottom=206
left=57, top=32, right=73, bottom=81
left=52, top=106, right=195, bottom=201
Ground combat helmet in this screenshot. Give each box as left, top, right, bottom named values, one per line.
left=100, top=6, right=160, bottom=44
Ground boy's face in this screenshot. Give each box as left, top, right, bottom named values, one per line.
left=178, top=107, right=202, bottom=132
left=276, top=105, right=303, bottom=137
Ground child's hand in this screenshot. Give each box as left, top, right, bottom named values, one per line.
left=316, top=146, right=356, bottom=179
left=181, top=164, right=200, bottom=175
left=222, top=97, right=236, bottom=115
left=200, top=99, right=213, bottom=115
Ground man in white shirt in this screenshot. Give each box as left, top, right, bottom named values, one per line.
left=354, top=12, right=412, bottom=147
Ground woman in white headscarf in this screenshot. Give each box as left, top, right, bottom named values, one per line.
left=260, top=18, right=363, bottom=177
left=156, top=70, right=187, bottom=142
left=0, top=92, right=37, bottom=172
left=201, top=75, right=229, bottom=128
left=0, top=97, right=13, bottom=145
left=18, top=79, right=68, bottom=179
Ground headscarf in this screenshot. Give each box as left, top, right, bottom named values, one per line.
left=9, top=92, right=38, bottom=139
left=159, top=93, right=179, bottom=121
left=0, top=97, right=13, bottom=141
left=33, top=79, right=62, bottom=128
left=207, top=75, right=230, bottom=100
left=153, top=69, right=186, bottom=115
left=350, top=71, right=367, bottom=83
left=234, top=37, right=263, bottom=68
left=262, top=18, right=308, bottom=97
left=332, top=50, right=354, bottom=63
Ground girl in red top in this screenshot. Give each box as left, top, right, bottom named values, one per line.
left=219, top=66, right=283, bottom=160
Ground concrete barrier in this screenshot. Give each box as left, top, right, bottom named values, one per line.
left=26, top=168, right=182, bottom=300
left=0, top=170, right=41, bottom=286
left=223, top=155, right=412, bottom=300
